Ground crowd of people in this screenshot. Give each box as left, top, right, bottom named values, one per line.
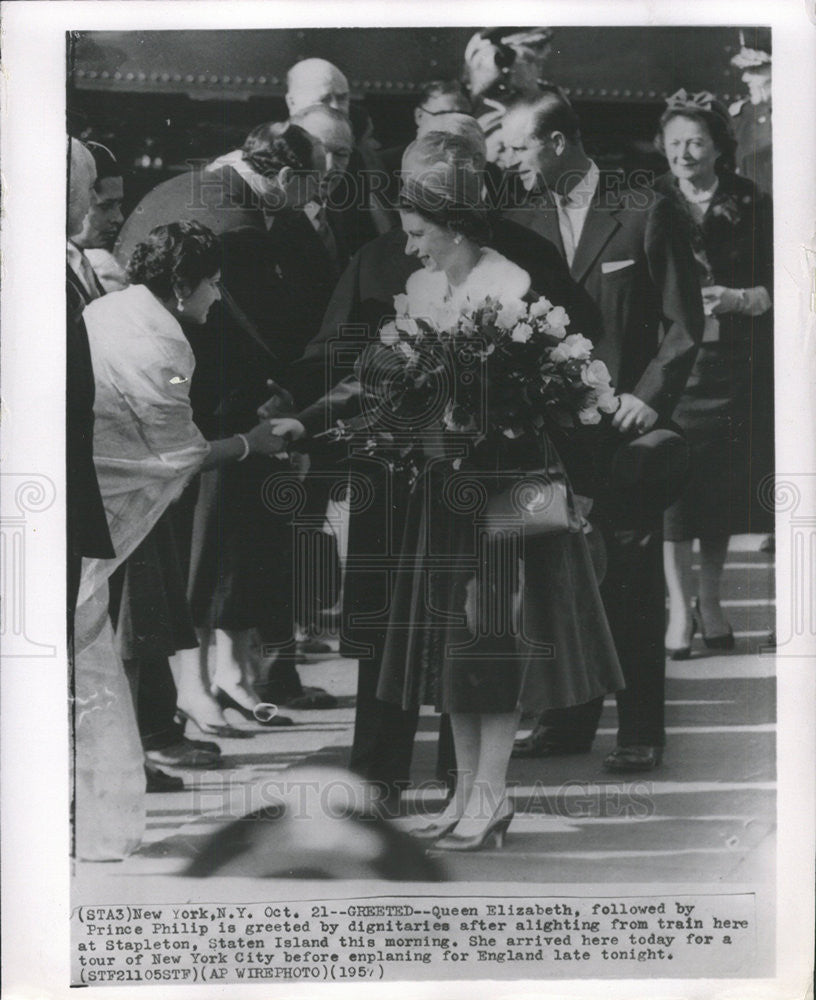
left=67, top=29, right=774, bottom=862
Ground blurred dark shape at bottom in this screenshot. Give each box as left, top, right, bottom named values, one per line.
left=184, top=766, right=445, bottom=881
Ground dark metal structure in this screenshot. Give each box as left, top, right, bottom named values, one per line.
left=68, top=27, right=762, bottom=210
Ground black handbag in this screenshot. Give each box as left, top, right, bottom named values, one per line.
left=482, top=465, right=584, bottom=537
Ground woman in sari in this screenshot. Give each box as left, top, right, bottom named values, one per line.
left=74, top=221, right=285, bottom=860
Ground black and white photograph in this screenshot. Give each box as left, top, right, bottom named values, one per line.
left=2, top=2, right=815, bottom=997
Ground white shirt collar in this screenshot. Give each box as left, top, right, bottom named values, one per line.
left=66, top=239, right=84, bottom=274
left=559, top=160, right=600, bottom=208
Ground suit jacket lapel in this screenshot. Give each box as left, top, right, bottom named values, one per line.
left=66, top=265, right=94, bottom=308
left=570, top=185, right=623, bottom=283
left=513, top=194, right=565, bottom=260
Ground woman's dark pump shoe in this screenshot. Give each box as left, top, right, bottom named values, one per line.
left=695, top=597, right=735, bottom=650
left=431, top=798, right=514, bottom=853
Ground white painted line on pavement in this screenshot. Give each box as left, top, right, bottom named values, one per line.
left=594, top=724, right=775, bottom=735
left=667, top=659, right=776, bottom=679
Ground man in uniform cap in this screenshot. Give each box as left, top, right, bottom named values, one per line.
left=728, top=28, right=772, bottom=197
left=463, top=26, right=554, bottom=168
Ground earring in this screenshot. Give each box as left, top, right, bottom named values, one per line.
left=176, top=297, right=185, bottom=312
left=453, top=234, right=463, bottom=245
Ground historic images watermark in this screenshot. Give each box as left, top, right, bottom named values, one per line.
left=1, top=473, right=58, bottom=658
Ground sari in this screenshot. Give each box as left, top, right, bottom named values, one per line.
left=74, top=284, right=209, bottom=860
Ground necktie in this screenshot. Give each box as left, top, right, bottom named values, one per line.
left=78, top=253, right=103, bottom=302
left=68, top=244, right=104, bottom=303
left=558, top=194, right=577, bottom=267
left=309, top=204, right=339, bottom=267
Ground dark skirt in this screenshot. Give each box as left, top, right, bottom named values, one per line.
left=665, top=325, right=774, bottom=540
left=187, top=456, right=294, bottom=640
left=375, top=462, right=624, bottom=716
left=109, top=509, right=198, bottom=661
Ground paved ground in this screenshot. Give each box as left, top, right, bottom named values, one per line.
left=73, top=536, right=775, bottom=899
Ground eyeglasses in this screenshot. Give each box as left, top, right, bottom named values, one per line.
left=417, top=106, right=472, bottom=117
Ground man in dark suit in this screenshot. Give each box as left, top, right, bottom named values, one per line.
left=67, top=138, right=114, bottom=622
left=285, top=57, right=391, bottom=251
left=501, top=91, right=704, bottom=771
left=268, top=130, right=602, bottom=803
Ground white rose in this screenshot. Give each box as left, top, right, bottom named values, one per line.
left=496, top=297, right=528, bottom=330
left=547, top=321, right=569, bottom=340
left=511, top=322, right=534, bottom=344
left=395, top=316, right=420, bottom=338
left=581, top=359, right=612, bottom=389
left=549, top=343, right=571, bottom=364
left=529, top=296, right=553, bottom=318
left=459, top=313, right=477, bottom=335
left=397, top=341, right=418, bottom=361
left=379, top=321, right=399, bottom=346
left=393, top=293, right=409, bottom=316
left=597, top=390, right=619, bottom=414
left=578, top=406, right=602, bottom=425
left=436, top=303, right=461, bottom=332
left=547, top=306, right=570, bottom=329
left=563, top=333, right=594, bottom=361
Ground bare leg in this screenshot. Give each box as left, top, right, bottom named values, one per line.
left=663, top=540, right=695, bottom=649
left=698, top=534, right=730, bottom=635
left=430, top=712, right=480, bottom=825
left=172, top=629, right=229, bottom=729
left=211, top=628, right=260, bottom=711
left=452, top=709, right=520, bottom=837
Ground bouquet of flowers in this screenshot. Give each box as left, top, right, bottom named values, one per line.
left=372, top=290, right=618, bottom=443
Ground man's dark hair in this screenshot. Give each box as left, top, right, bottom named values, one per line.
left=127, top=220, right=220, bottom=300
left=85, top=141, right=122, bottom=189
left=241, top=121, right=316, bottom=178
left=417, top=79, right=472, bottom=113
left=517, top=89, right=582, bottom=144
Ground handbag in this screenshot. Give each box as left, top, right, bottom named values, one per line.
left=481, top=465, right=586, bottom=538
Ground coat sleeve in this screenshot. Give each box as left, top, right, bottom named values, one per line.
left=634, top=193, right=705, bottom=416
left=752, top=190, right=774, bottom=295
left=290, top=249, right=366, bottom=433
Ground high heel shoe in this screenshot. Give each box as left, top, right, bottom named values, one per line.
left=211, top=687, right=294, bottom=727
left=694, top=597, right=735, bottom=650
left=175, top=707, right=254, bottom=740
left=665, top=609, right=698, bottom=660
left=404, top=818, right=459, bottom=842
left=432, top=798, right=514, bottom=853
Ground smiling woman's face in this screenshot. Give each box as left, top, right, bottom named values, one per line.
left=178, top=271, right=221, bottom=325
left=400, top=210, right=457, bottom=272
left=662, top=114, right=720, bottom=188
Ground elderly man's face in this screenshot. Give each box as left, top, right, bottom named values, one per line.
left=299, top=114, right=354, bottom=197
left=68, top=142, right=97, bottom=237
left=288, top=67, right=350, bottom=116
